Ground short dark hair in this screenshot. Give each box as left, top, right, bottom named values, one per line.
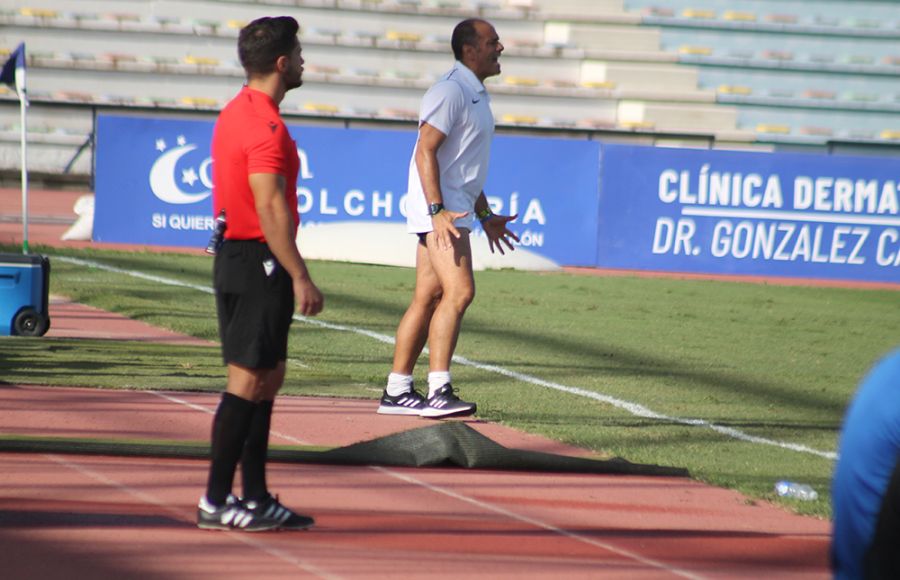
left=451, top=19, right=483, bottom=61
left=238, top=16, right=300, bottom=76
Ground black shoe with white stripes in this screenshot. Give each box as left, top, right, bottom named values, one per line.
left=197, top=494, right=279, bottom=532
left=377, top=387, right=427, bottom=416
left=421, top=384, right=476, bottom=419
left=242, top=494, right=315, bottom=531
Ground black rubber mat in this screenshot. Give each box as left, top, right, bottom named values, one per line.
left=0, top=422, right=688, bottom=477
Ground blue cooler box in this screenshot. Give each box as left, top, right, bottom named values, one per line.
left=0, top=253, right=51, bottom=336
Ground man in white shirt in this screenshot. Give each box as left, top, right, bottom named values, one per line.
left=378, top=19, right=519, bottom=418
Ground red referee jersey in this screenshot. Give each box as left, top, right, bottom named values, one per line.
left=211, top=86, right=300, bottom=241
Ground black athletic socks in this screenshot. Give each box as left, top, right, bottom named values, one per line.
left=205, top=392, right=257, bottom=506
left=241, top=399, right=274, bottom=503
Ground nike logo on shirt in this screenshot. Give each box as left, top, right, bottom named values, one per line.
left=472, top=98, right=480, bottom=104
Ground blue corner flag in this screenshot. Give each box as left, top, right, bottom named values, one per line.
left=1, top=43, right=26, bottom=92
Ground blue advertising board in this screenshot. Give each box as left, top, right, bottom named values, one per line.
left=93, top=115, right=899, bottom=283
left=94, top=116, right=217, bottom=247
left=597, top=144, right=900, bottom=284
left=93, top=114, right=601, bottom=267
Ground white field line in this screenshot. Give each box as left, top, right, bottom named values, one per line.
left=46, top=454, right=341, bottom=579
left=54, top=255, right=837, bottom=461
left=372, top=466, right=705, bottom=580
left=148, top=390, right=312, bottom=446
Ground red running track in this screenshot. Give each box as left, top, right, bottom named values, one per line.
left=1, top=385, right=830, bottom=579
left=1, top=187, right=831, bottom=577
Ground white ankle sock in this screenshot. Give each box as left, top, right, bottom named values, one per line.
left=427, top=371, right=451, bottom=397
left=386, top=373, right=414, bottom=397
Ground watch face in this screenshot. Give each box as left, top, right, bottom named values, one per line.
left=429, top=203, right=444, bottom=216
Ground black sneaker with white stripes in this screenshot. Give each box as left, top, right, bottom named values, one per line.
left=421, top=384, right=476, bottom=419
left=197, top=494, right=279, bottom=532
left=377, top=387, right=427, bottom=416
left=242, top=494, right=315, bottom=531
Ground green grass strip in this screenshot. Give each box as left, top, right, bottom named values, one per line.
left=3, top=243, right=899, bottom=517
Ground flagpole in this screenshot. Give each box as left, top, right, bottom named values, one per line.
left=1, top=43, right=28, bottom=253
left=20, top=77, right=28, bottom=255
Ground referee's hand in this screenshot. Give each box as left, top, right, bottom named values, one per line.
left=294, top=277, right=324, bottom=316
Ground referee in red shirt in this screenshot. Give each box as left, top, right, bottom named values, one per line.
left=197, top=16, right=324, bottom=532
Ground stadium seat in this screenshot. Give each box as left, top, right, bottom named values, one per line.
left=504, top=76, right=540, bottom=87
left=385, top=30, right=422, bottom=43
left=304, top=103, right=341, bottom=114
left=618, top=120, right=656, bottom=130
left=802, top=89, right=836, bottom=100
left=813, top=15, right=839, bottom=27
left=846, top=92, right=879, bottom=103
left=761, top=50, right=793, bottom=61
left=852, top=18, right=881, bottom=29
left=717, top=85, right=752, bottom=95
left=54, top=91, right=95, bottom=103
left=643, top=7, right=675, bottom=17
left=809, top=54, right=836, bottom=64
left=353, top=30, right=381, bottom=45
left=844, top=55, right=875, bottom=65
left=800, top=126, right=834, bottom=137
left=183, top=56, right=220, bottom=66
left=1, top=0, right=897, bottom=161
left=500, top=114, right=540, bottom=125
left=765, top=14, right=799, bottom=25
left=723, top=11, right=756, bottom=22
left=580, top=80, right=616, bottom=90
left=306, top=64, right=341, bottom=75
left=379, top=108, right=418, bottom=120
left=756, top=124, right=791, bottom=134
left=577, top=117, right=617, bottom=129
left=19, top=7, right=59, bottom=19
left=679, top=45, right=713, bottom=56
left=179, top=97, right=219, bottom=108
left=681, top=8, right=715, bottom=19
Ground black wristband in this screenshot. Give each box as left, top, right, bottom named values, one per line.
left=428, top=203, right=445, bottom=216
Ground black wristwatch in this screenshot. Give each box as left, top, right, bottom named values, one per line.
left=428, top=202, right=445, bottom=216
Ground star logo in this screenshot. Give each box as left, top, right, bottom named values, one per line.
left=155, top=138, right=166, bottom=152
left=181, top=167, right=199, bottom=187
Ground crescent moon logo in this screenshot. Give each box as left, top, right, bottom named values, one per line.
left=149, top=144, right=212, bottom=205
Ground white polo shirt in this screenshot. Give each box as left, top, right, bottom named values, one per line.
left=406, top=61, right=495, bottom=234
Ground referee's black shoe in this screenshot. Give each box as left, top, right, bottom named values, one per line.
left=197, top=494, right=279, bottom=532
left=421, top=384, right=476, bottom=419
left=242, top=494, right=314, bottom=531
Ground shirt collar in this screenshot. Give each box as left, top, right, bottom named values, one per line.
left=452, top=61, right=487, bottom=94
left=241, top=85, right=280, bottom=114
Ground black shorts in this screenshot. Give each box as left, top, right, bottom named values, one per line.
left=214, top=240, right=294, bottom=369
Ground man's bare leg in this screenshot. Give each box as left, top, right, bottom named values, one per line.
left=425, top=229, right=474, bottom=374
left=391, top=240, right=443, bottom=376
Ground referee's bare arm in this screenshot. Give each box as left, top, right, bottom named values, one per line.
left=250, top=172, right=324, bottom=316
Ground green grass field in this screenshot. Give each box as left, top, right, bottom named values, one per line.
left=2, top=243, right=898, bottom=518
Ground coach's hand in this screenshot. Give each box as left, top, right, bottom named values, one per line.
left=294, top=276, right=324, bottom=316
left=432, top=209, right=468, bottom=251
left=482, top=213, right=519, bottom=255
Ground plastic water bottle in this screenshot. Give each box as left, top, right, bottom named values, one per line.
left=205, top=210, right=226, bottom=255
left=775, top=480, right=818, bottom=501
